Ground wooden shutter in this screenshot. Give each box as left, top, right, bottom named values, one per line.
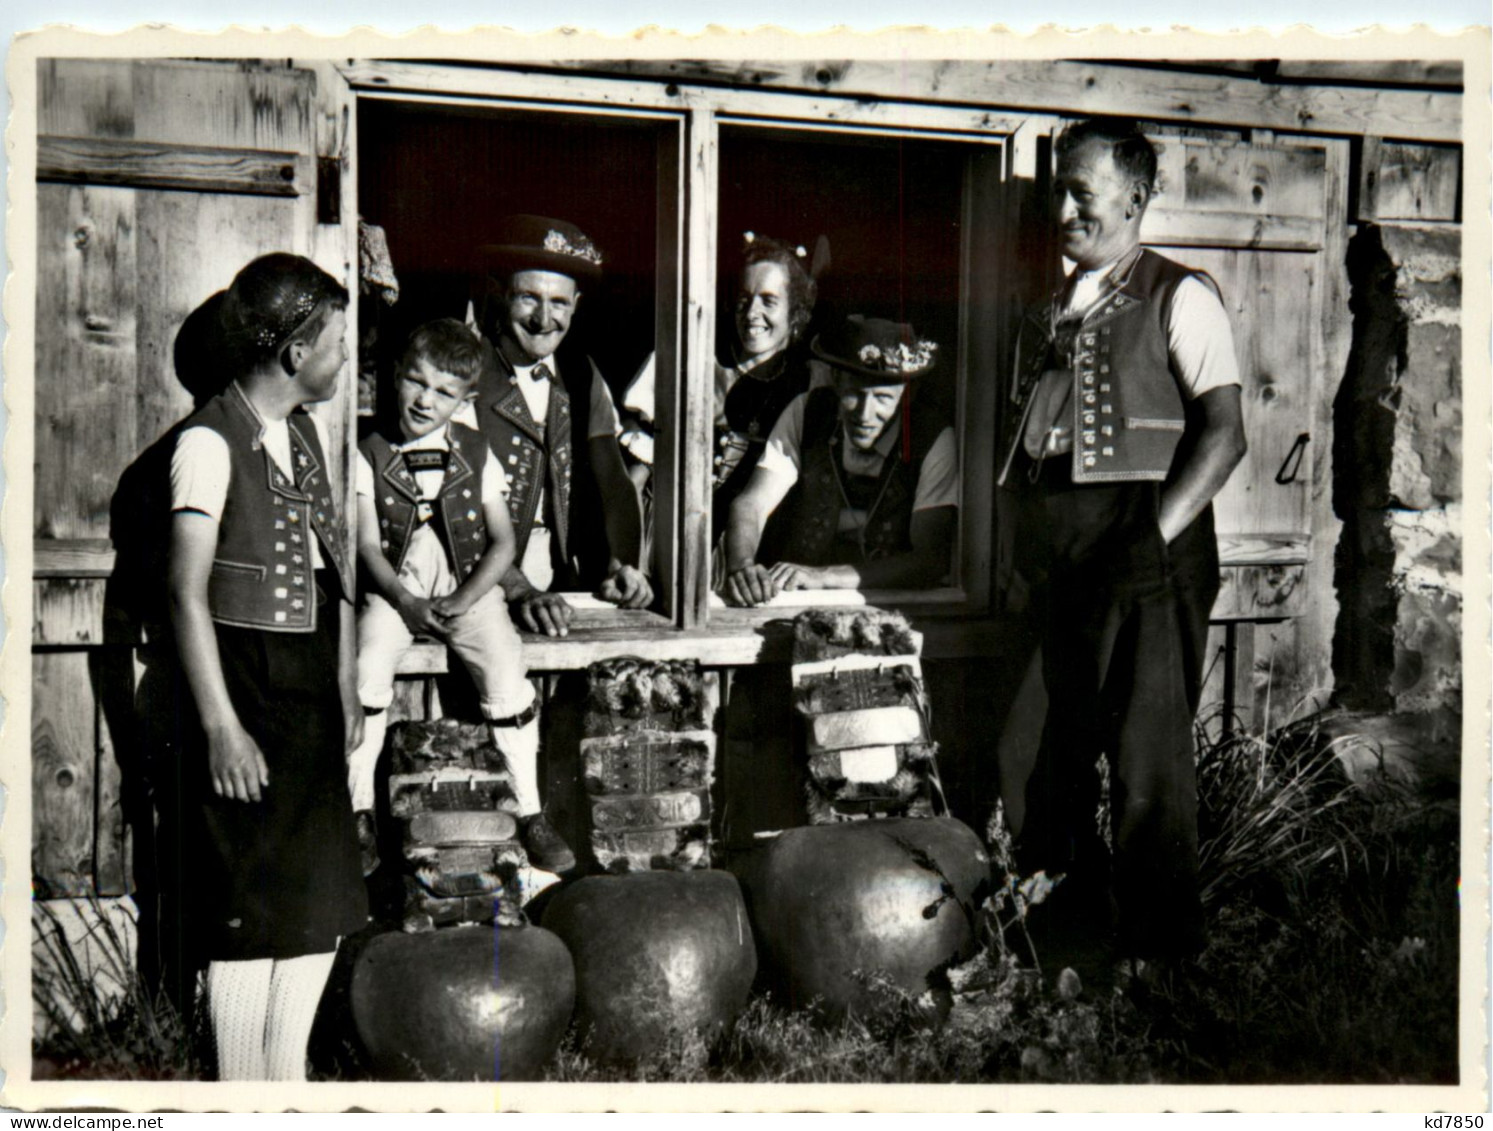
left=31, top=58, right=357, bottom=896
left=1138, top=132, right=1342, bottom=622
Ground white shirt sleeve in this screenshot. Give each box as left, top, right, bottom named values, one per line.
left=912, top=427, right=960, bottom=512
left=1167, top=275, right=1242, bottom=400
left=621, top=352, right=656, bottom=423
left=482, top=447, right=510, bottom=500
left=355, top=450, right=376, bottom=499
left=170, top=427, right=232, bottom=520
left=587, top=365, right=624, bottom=440
left=754, top=393, right=808, bottom=485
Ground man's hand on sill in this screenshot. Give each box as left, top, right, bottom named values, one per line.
left=598, top=562, right=653, bottom=610
left=514, top=590, right=576, bottom=638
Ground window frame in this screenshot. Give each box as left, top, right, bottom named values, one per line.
left=336, top=60, right=1024, bottom=648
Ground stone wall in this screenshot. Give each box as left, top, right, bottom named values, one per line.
left=1330, top=222, right=1462, bottom=776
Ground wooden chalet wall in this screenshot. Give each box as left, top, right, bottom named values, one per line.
left=28, top=55, right=1464, bottom=893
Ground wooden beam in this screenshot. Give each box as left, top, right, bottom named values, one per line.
left=1142, top=211, right=1323, bottom=252
left=1189, top=59, right=1463, bottom=89
left=34, top=539, right=115, bottom=578
left=340, top=59, right=1460, bottom=144
left=539, top=59, right=1462, bottom=144
left=1359, top=137, right=1462, bottom=222
left=38, top=135, right=309, bottom=196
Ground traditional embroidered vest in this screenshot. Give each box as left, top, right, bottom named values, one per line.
left=359, top=422, right=490, bottom=580
left=778, top=388, right=947, bottom=566
left=473, top=337, right=602, bottom=585
left=712, top=348, right=815, bottom=540
left=181, top=383, right=352, bottom=632
left=998, top=249, right=1221, bottom=486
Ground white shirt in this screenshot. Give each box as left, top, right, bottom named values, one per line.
left=1063, top=255, right=1242, bottom=400
left=171, top=407, right=331, bottom=568
left=452, top=351, right=622, bottom=439
left=756, top=393, right=960, bottom=535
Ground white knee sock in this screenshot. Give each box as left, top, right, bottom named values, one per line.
left=264, top=950, right=338, bottom=1081
left=489, top=716, right=541, bottom=816
left=347, top=709, right=388, bottom=813
left=206, top=958, right=273, bottom=1080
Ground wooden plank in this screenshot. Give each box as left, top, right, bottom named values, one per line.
left=129, top=60, right=315, bottom=153
left=1359, top=138, right=1461, bottom=222
left=1211, top=564, right=1308, bottom=621
left=957, top=143, right=1005, bottom=606
left=301, top=60, right=360, bottom=539
left=35, top=183, right=139, bottom=541
left=681, top=107, right=719, bottom=628
left=1216, top=533, right=1311, bottom=566
left=33, top=579, right=107, bottom=646
left=1294, top=136, right=1354, bottom=707
left=652, top=118, right=687, bottom=626
left=1141, top=210, right=1322, bottom=251
left=94, top=687, right=131, bottom=896
left=33, top=539, right=115, bottom=577
left=1192, top=59, right=1463, bottom=88
left=534, top=59, right=1464, bottom=144
left=38, top=136, right=308, bottom=196
left=133, top=190, right=301, bottom=450
left=38, top=58, right=135, bottom=138
left=342, top=59, right=1461, bottom=143
left=33, top=653, right=99, bottom=896
left=1155, top=138, right=1328, bottom=220
left=1155, top=245, right=1318, bottom=544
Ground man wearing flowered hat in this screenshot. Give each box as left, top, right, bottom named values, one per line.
left=467, top=215, right=652, bottom=636
left=997, top=117, right=1247, bottom=969
left=723, top=314, right=958, bottom=605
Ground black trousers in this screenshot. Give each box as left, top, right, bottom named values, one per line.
left=1008, top=458, right=1213, bottom=959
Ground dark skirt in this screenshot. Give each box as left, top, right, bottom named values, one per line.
left=179, top=578, right=368, bottom=960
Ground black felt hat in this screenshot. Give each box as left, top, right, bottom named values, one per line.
left=477, top=214, right=604, bottom=283
left=810, top=315, right=938, bottom=382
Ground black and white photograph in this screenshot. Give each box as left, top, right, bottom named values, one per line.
left=5, top=26, right=1488, bottom=1112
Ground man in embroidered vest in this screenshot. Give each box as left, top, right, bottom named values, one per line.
left=723, top=315, right=959, bottom=605
left=997, top=118, right=1248, bottom=970
left=464, top=215, right=652, bottom=637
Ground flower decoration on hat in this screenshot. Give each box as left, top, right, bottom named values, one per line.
left=542, top=228, right=604, bottom=267
left=811, top=315, right=938, bottom=382
left=856, top=339, right=938, bottom=374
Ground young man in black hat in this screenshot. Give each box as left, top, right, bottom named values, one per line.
left=468, top=215, right=652, bottom=637
left=997, top=117, right=1248, bottom=969
left=723, top=314, right=959, bottom=606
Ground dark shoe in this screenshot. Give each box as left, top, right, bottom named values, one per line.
left=355, top=809, right=380, bottom=877
left=521, top=812, right=577, bottom=874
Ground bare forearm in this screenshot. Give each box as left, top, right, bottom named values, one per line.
left=360, top=544, right=416, bottom=609
left=170, top=590, right=236, bottom=730
left=594, top=443, right=644, bottom=569
left=447, top=541, right=514, bottom=609
left=1159, top=430, right=1246, bottom=543
left=338, top=597, right=359, bottom=706
left=725, top=499, right=768, bottom=571
left=501, top=562, right=540, bottom=601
